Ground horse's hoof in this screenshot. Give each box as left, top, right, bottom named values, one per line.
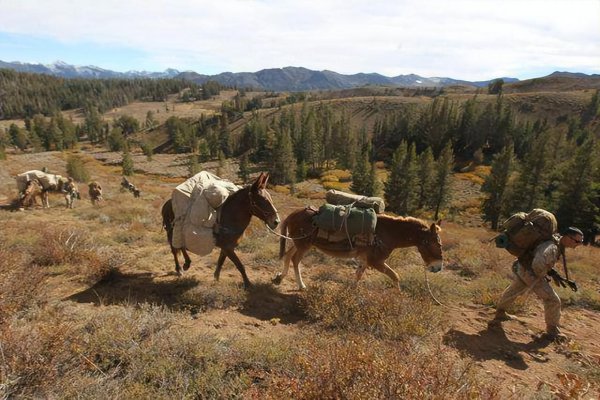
left=176, top=268, right=183, bottom=277
left=183, top=261, right=191, bottom=271
left=213, top=273, right=220, bottom=282
left=272, top=275, right=283, bottom=285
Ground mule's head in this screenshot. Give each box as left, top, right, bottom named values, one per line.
left=417, top=220, right=443, bottom=272
left=249, top=172, right=280, bottom=229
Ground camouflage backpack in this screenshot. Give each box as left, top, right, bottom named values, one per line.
left=495, top=209, right=558, bottom=257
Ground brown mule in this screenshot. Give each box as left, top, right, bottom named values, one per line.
left=162, top=173, right=280, bottom=288
left=273, top=207, right=443, bottom=289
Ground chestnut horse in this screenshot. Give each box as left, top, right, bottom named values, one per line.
left=273, top=207, right=443, bottom=290
left=162, top=173, right=280, bottom=288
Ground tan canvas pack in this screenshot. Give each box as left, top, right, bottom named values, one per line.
left=496, top=208, right=557, bottom=257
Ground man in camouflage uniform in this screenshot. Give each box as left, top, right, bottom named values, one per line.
left=489, top=227, right=584, bottom=342
left=63, top=177, right=80, bottom=209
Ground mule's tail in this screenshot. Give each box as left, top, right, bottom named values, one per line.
left=161, top=199, right=174, bottom=240
left=279, top=215, right=290, bottom=259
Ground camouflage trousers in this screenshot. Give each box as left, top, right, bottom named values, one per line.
left=496, top=268, right=561, bottom=330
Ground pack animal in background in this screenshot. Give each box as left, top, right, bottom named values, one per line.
left=16, top=170, right=65, bottom=193
left=495, top=209, right=558, bottom=257
left=88, top=181, right=103, bottom=205
left=121, top=177, right=141, bottom=198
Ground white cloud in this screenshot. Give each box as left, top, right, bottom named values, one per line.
left=0, top=0, right=598, bottom=79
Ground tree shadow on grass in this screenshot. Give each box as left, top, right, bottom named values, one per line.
left=65, top=269, right=200, bottom=309
left=443, top=325, right=552, bottom=370
left=240, top=283, right=306, bottom=325
left=65, top=270, right=306, bottom=325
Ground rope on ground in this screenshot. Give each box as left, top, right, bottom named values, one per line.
left=422, top=266, right=541, bottom=313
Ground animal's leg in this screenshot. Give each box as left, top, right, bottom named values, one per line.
left=291, top=247, right=308, bottom=290
left=171, top=246, right=182, bottom=276
left=223, top=248, right=252, bottom=289
left=272, top=245, right=296, bottom=285
left=214, top=250, right=227, bottom=281
left=371, top=262, right=400, bottom=289
left=42, top=191, right=49, bottom=208
left=181, top=248, right=192, bottom=271
left=355, top=262, right=368, bottom=283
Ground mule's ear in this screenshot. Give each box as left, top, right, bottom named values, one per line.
left=263, top=173, right=270, bottom=187
left=252, top=172, right=265, bottom=191
left=430, top=222, right=441, bottom=233
left=436, top=219, right=442, bottom=226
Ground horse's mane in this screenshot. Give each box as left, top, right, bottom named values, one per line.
left=378, top=214, right=430, bottom=230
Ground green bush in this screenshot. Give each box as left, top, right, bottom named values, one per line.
left=66, top=155, right=90, bottom=182
left=122, top=151, right=135, bottom=176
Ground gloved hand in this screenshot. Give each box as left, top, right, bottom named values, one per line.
left=566, top=280, right=578, bottom=292
left=547, top=269, right=567, bottom=288
left=549, top=273, right=567, bottom=288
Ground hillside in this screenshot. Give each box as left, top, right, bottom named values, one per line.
left=1, top=150, right=599, bottom=398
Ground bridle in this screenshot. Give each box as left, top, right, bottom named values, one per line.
left=417, top=232, right=443, bottom=261
left=248, top=189, right=278, bottom=222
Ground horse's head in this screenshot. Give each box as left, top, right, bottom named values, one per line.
left=417, top=220, right=443, bottom=272
left=249, top=172, right=280, bottom=229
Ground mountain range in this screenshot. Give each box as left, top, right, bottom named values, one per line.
left=0, top=59, right=544, bottom=91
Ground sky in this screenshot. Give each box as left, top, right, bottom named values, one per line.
left=0, top=0, right=599, bottom=81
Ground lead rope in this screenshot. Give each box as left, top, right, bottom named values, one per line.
left=265, top=223, right=317, bottom=241
left=422, top=262, right=540, bottom=312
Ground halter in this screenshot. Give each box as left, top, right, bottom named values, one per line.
left=248, top=189, right=278, bottom=222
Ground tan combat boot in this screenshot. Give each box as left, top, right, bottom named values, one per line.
left=488, top=309, right=512, bottom=328
left=544, top=325, right=568, bottom=343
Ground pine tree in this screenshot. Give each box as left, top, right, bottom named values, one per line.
left=351, top=145, right=370, bottom=195
left=122, top=151, right=134, bottom=176
left=366, top=161, right=381, bottom=197
left=188, top=154, right=201, bottom=176
left=397, top=142, right=418, bottom=214
left=416, top=147, right=435, bottom=209
left=481, top=143, right=516, bottom=229
left=270, top=127, right=296, bottom=185
left=555, top=139, right=599, bottom=231
left=432, top=142, right=454, bottom=220
left=506, top=135, right=551, bottom=212
left=238, top=153, right=250, bottom=183
left=384, top=142, right=408, bottom=213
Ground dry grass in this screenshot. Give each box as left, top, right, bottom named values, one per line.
left=301, top=281, right=444, bottom=340
left=264, top=335, right=501, bottom=399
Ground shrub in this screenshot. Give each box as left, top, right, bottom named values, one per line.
left=66, top=155, right=90, bottom=182
left=122, top=151, right=134, bottom=176
left=321, top=169, right=352, bottom=182
left=301, top=282, right=443, bottom=340
left=0, top=239, right=46, bottom=324
left=322, top=181, right=349, bottom=191
left=265, top=335, right=500, bottom=399
left=29, top=228, right=125, bottom=285
left=320, top=174, right=339, bottom=183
